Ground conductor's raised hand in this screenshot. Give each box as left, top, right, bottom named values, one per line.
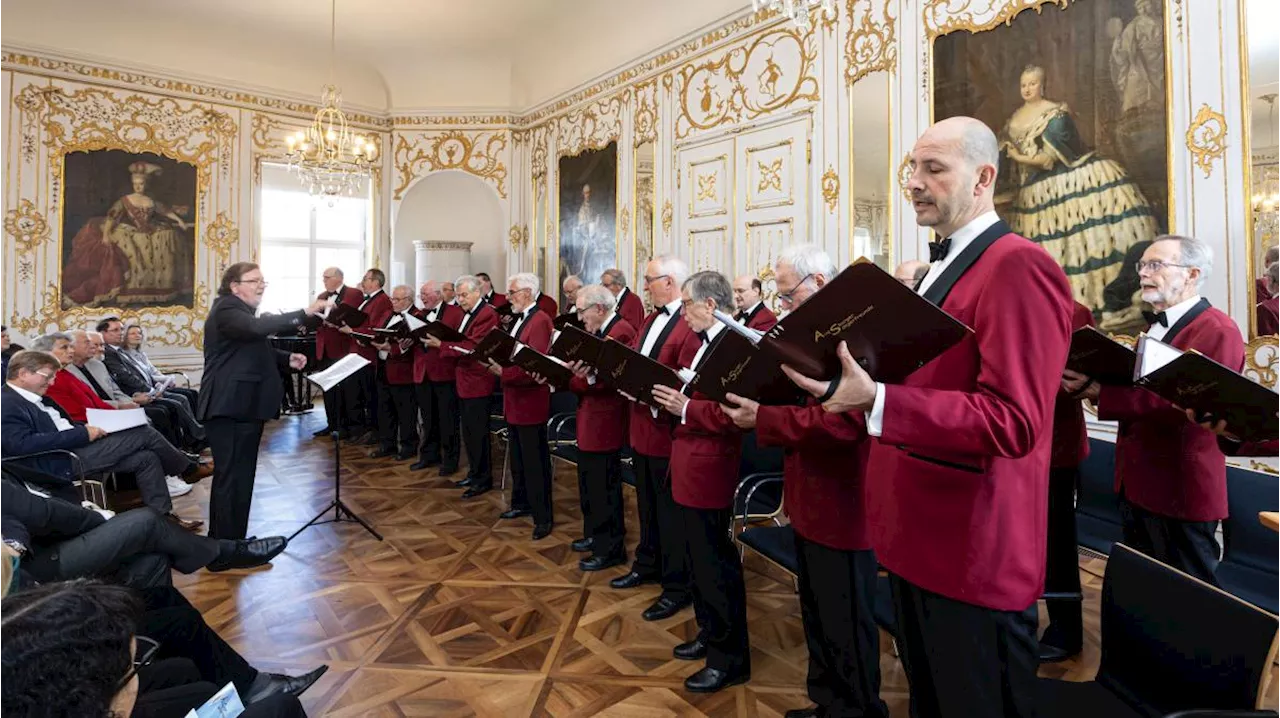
left=651, top=384, right=689, bottom=416
left=780, top=341, right=875, bottom=413
left=289, top=353, right=307, bottom=370
left=305, top=298, right=329, bottom=316
left=720, top=392, right=759, bottom=429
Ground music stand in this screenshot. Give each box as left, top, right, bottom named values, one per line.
left=290, top=356, right=383, bottom=541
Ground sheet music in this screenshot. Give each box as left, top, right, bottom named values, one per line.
left=183, top=681, right=244, bottom=718
left=85, top=408, right=148, bottom=433
left=713, top=310, right=764, bottom=344
left=404, top=313, right=427, bottom=331
left=1135, top=334, right=1183, bottom=380
left=306, top=354, right=371, bottom=392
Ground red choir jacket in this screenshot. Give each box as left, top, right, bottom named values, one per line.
left=737, top=302, right=778, bottom=333
left=670, top=337, right=742, bottom=509
left=500, top=308, right=553, bottom=426
left=616, top=288, right=645, bottom=333
left=627, top=307, right=699, bottom=457
left=316, top=285, right=362, bottom=360
left=864, top=229, right=1073, bottom=612
left=534, top=293, right=559, bottom=316
left=45, top=368, right=114, bottom=423
left=1051, top=302, right=1095, bottom=469
left=568, top=316, right=636, bottom=453
left=351, top=290, right=393, bottom=362
left=756, top=399, right=872, bottom=551
left=444, top=303, right=500, bottom=399
left=485, top=291, right=508, bottom=309
left=379, top=312, right=417, bottom=386
left=1097, top=303, right=1244, bottom=522
left=412, top=303, right=465, bottom=384
left=1257, top=297, right=1278, bottom=336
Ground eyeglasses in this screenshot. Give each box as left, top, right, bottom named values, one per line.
left=34, top=370, right=56, bottom=383
left=116, top=636, right=160, bottom=690
left=776, top=273, right=814, bottom=304
left=1135, top=260, right=1190, bottom=273
left=235, top=278, right=269, bottom=286
left=643, top=274, right=669, bottom=285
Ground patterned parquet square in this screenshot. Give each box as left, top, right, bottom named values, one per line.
left=165, top=406, right=1277, bottom=716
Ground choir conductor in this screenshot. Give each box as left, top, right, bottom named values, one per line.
left=198, top=262, right=326, bottom=539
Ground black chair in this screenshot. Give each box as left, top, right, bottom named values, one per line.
left=1038, top=543, right=1279, bottom=718
left=2, top=450, right=108, bottom=508
left=732, top=431, right=785, bottom=525
left=1216, top=465, right=1279, bottom=615
left=735, top=524, right=799, bottom=575
left=1076, top=437, right=1124, bottom=558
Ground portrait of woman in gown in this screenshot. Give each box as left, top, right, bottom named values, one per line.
left=62, top=157, right=195, bottom=309
left=998, top=64, right=1160, bottom=331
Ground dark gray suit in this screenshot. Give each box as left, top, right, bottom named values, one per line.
left=1, top=475, right=219, bottom=589
left=198, top=294, right=306, bottom=539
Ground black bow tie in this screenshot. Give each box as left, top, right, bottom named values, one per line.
left=734, top=312, right=747, bottom=322
left=658, top=305, right=671, bottom=316
left=1143, top=310, right=1168, bottom=327
left=363, top=294, right=372, bottom=302
left=697, top=330, right=710, bottom=344
left=928, top=237, right=952, bottom=263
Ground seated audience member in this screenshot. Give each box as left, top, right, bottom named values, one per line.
left=122, top=324, right=198, bottom=404
left=2, top=469, right=286, bottom=589
left=1, top=325, right=22, bottom=377
left=58, top=330, right=181, bottom=447
left=1256, top=263, right=1278, bottom=336
left=1, top=350, right=205, bottom=529
left=1, top=580, right=311, bottom=718
left=99, top=319, right=206, bottom=450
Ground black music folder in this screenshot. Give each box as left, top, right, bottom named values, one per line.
left=325, top=304, right=367, bottom=329
left=757, top=258, right=971, bottom=382
left=1135, top=335, right=1279, bottom=442
left=422, top=321, right=468, bottom=344
left=474, top=329, right=518, bottom=368
left=1066, top=326, right=1136, bottom=386
left=553, top=312, right=585, bottom=332
left=512, top=346, right=574, bottom=388
left=594, top=338, right=683, bottom=407
left=690, top=330, right=806, bottom=406
left=549, top=324, right=606, bottom=364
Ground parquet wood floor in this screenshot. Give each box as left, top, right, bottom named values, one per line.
left=164, top=409, right=1277, bottom=716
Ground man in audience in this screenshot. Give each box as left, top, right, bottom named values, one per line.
left=338, top=268, right=394, bottom=443
left=99, top=317, right=206, bottom=450
left=893, top=259, right=930, bottom=288
left=723, top=245, right=888, bottom=718
left=651, top=271, right=749, bottom=693
left=731, top=275, right=778, bottom=331
left=601, top=267, right=646, bottom=330
left=370, top=285, right=419, bottom=460
left=1065, top=234, right=1244, bottom=584
left=79, top=330, right=185, bottom=448
left=476, top=271, right=508, bottom=307
left=1, top=350, right=205, bottom=529
left=485, top=273, right=556, bottom=539
left=410, top=280, right=463, bottom=475
left=427, top=275, right=499, bottom=497
left=609, top=255, right=699, bottom=625
left=562, top=283, right=635, bottom=570
left=312, top=266, right=363, bottom=438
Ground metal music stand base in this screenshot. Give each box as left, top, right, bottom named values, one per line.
left=289, top=391, right=382, bottom=542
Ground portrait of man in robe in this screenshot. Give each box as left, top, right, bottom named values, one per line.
left=933, top=0, right=1169, bottom=335
left=60, top=149, right=197, bottom=310
left=558, top=142, right=618, bottom=302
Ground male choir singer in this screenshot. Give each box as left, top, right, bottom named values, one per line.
left=312, top=267, right=361, bottom=438
left=338, top=270, right=392, bottom=442
left=1064, top=235, right=1244, bottom=584
left=198, top=263, right=327, bottom=540
left=731, top=275, right=778, bottom=331
left=784, top=117, right=1073, bottom=717
left=601, top=268, right=646, bottom=331
left=410, top=281, right=463, bottom=475
left=369, top=285, right=420, bottom=460
left=722, top=245, right=888, bottom=718
left=651, top=271, right=750, bottom=694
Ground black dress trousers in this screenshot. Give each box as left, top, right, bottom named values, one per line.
left=580, top=450, right=625, bottom=559
left=459, top=396, right=492, bottom=485
left=680, top=504, right=749, bottom=674
left=205, top=417, right=266, bottom=540
left=376, top=377, right=418, bottom=453
left=432, top=381, right=461, bottom=471
left=1044, top=465, right=1083, bottom=644
left=630, top=452, right=689, bottom=603
left=1119, top=489, right=1221, bottom=586
left=509, top=423, right=554, bottom=526
left=414, top=380, right=440, bottom=462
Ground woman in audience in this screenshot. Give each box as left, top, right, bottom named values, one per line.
left=2, top=580, right=307, bottom=718
left=122, top=324, right=198, bottom=406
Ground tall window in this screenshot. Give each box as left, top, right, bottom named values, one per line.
left=258, top=162, right=369, bottom=312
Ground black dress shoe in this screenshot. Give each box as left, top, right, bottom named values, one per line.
left=673, top=637, right=708, bottom=660
left=579, top=554, right=625, bottom=572
left=409, top=458, right=439, bottom=471
left=462, top=485, right=491, bottom=499
left=243, top=665, right=329, bottom=704
left=532, top=524, right=553, bottom=540
left=1037, top=640, right=1080, bottom=663
left=642, top=595, right=691, bottom=622
left=438, top=466, right=459, bottom=477
left=610, top=571, right=659, bottom=590
left=455, top=477, right=476, bottom=488
left=784, top=707, right=821, bottom=718
left=684, top=666, right=749, bottom=693
left=571, top=537, right=594, bottom=552
left=368, top=447, right=397, bottom=459
left=311, top=426, right=332, bottom=438
left=206, top=536, right=288, bottom=572
left=395, top=449, right=415, bottom=461
left=500, top=508, right=532, bottom=519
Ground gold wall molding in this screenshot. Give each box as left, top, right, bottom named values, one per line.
left=4, top=199, right=52, bottom=252
left=391, top=114, right=517, bottom=128
left=662, top=200, right=674, bottom=237
left=674, top=24, right=820, bottom=139
left=757, top=159, right=784, bottom=192
left=921, top=0, right=1071, bottom=39
left=508, top=224, right=529, bottom=249
left=822, top=166, right=840, bottom=213
left=846, top=0, right=898, bottom=85
left=392, top=129, right=509, bottom=200
left=556, top=93, right=625, bottom=158
left=204, top=212, right=240, bottom=268
left=896, top=153, right=913, bottom=200
left=633, top=79, right=660, bottom=147
left=423, top=240, right=475, bottom=251
left=530, top=125, right=550, bottom=180
left=1244, top=334, right=1278, bottom=389
left=1185, top=103, right=1228, bottom=179
left=620, top=205, right=631, bottom=237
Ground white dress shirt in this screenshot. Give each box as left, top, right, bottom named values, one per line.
left=639, top=299, right=683, bottom=357
left=679, top=322, right=725, bottom=423
left=8, top=382, right=75, bottom=432
left=740, top=301, right=764, bottom=319
left=1146, top=294, right=1203, bottom=341
left=508, top=304, right=536, bottom=338
left=378, top=313, right=406, bottom=360
left=358, top=288, right=384, bottom=311
left=867, top=210, right=1000, bottom=437
left=457, top=305, right=480, bottom=334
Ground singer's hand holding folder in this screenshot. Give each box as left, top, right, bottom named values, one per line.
left=1134, top=335, right=1279, bottom=442
left=324, top=303, right=367, bottom=329
left=513, top=346, right=574, bottom=388
left=372, top=313, right=428, bottom=341
left=423, top=321, right=468, bottom=343
left=549, top=324, right=606, bottom=364
left=1065, top=326, right=1136, bottom=386
left=755, top=259, right=971, bottom=382
left=594, top=339, right=683, bottom=406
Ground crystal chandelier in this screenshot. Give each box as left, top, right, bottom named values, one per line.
left=752, top=0, right=836, bottom=29
left=283, top=0, right=376, bottom=204
left=1254, top=95, right=1274, bottom=241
